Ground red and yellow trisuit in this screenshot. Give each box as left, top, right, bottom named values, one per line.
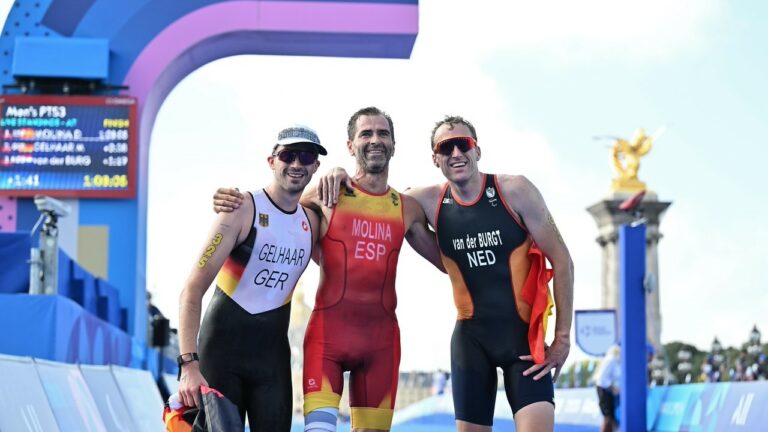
left=303, top=183, right=405, bottom=430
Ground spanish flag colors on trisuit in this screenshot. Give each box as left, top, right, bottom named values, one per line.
left=303, top=183, right=405, bottom=430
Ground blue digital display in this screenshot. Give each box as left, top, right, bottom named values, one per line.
left=0, top=95, right=137, bottom=198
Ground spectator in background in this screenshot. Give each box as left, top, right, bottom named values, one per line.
left=593, top=345, right=620, bottom=432
left=147, top=291, right=164, bottom=320
left=700, top=363, right=714, bottom=383
left=732, top=350, right=749, bottom=382
left=432, top=369, right=449, bottom=395
left=147, top=291, right=167, bottom=348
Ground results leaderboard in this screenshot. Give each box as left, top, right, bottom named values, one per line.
left=0, top=95, right=137, bottom=198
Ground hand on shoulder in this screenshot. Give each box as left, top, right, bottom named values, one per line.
left=316, top=166, right=353, bottom=208
left=213, top=187, right=244, bottom=213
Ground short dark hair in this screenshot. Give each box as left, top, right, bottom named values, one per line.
left=347, top=107, right=395, bottom=142
left=430, top=115, right=478, bottom=149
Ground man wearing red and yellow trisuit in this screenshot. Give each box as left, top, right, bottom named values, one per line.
left=303, top=183, right=406, bottom=430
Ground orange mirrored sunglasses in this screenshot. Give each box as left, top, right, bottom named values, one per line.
left=433, top=136, right=477, bottom=155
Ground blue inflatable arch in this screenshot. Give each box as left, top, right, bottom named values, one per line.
left=0, top=0, right=418, bottom=342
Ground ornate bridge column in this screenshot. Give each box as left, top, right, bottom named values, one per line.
left=587, top=192, right=671, bottom=351
left=588, top=128, right=671, bottom=352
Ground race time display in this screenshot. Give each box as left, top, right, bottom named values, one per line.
left=0, top=95, right=137, bottom=198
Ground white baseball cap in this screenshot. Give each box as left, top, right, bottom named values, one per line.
left=276, top=124, right=327, bottom=155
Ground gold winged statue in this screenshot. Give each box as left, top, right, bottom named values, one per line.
left=611, top=128, right=654, bottom=193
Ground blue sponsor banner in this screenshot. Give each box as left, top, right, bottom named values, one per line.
left=554, top=388, right=602, bottom=426
left=651, top=383, right=729, bottom=431
left=647, top=386, right=668, bottom=429
left=714, top=382, right=768, bottom=430
left=34, top=358, right=107, bottom=431
left=575, top=309, right=617, bottom=357
left=647, top=381, right=768, bottom=431
left=162, top=372, right=179, bottom=397
left=0, top=354, right=61, bottom=431
left=110, top=364, right=165, bottom=431
left=0, top=294, right=131, bottom=365
left=379, top=381, right=768, bottom=430
left=80, top=364, right=138, bottom=432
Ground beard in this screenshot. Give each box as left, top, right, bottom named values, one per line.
left=356, top=144, right=391, bottom=174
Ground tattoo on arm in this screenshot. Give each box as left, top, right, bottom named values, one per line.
left=197, top=233, right=223, bottom=268
left=547, top=211, right=566, bottom=246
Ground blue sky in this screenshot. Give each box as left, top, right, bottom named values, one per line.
left=3, top=0, right=766, bottom=370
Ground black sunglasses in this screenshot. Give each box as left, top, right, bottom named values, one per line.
left=433, top=137, right=477, bottom=156
left=274, top=150, right=318, bottom=165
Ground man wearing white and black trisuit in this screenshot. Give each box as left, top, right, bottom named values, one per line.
left=177, top=125, right=326, bottom=431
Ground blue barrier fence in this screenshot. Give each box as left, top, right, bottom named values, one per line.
left=391, top=382, right=768, bottom=431
left=0, top=354, right=164, bottom=432
left=0, top=232, right=175, bottom=377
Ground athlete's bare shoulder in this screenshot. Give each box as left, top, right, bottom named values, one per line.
left=400, top=184, right=442, bottom=228
left=402, top=183, right=442, bottom=213
left=403, top=183, right=442, bottom=200
left=496, top=173, right=532, bottom=189
left=496, top=174, right=539, bottom=200
left=399, top=192, right=419, bottom=209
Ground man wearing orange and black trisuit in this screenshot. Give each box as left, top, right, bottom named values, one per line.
left=435, top=171, right=557, bottom=427
left=212, top=107, right=445, bottom=432
left=315, top=115, right=574, bottom=432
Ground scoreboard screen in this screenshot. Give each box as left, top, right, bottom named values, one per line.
left=0, top=95, right=137, bottom=198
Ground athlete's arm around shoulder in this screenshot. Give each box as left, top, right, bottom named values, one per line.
left=500, top=174, right=574, bottom=380
left=402, top=192, right=446, bottom=273
left=177, top=195, right=254, bottom=407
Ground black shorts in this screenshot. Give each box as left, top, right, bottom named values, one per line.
left=597, top=386, right=616, bottom=419
left=450, top=318, right=554, bottom=426
left=198, top=288, right=293, bottom=431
